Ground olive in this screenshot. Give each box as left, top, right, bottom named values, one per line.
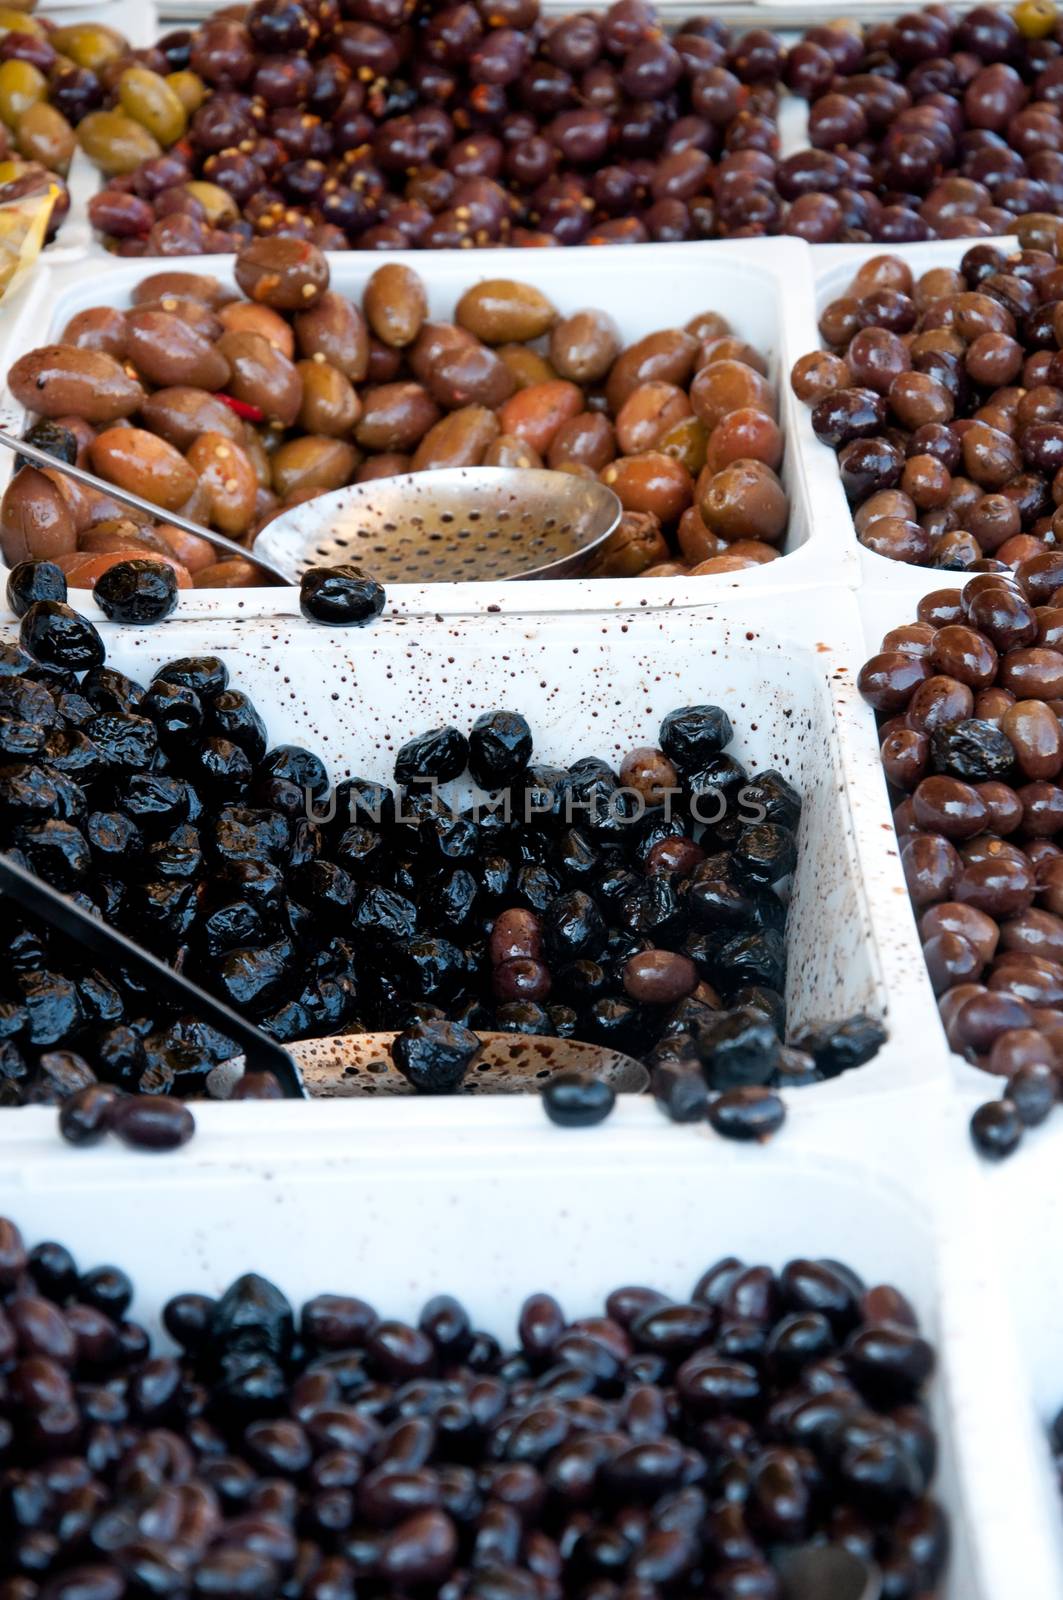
left=299, top=566, right=386, bottom=626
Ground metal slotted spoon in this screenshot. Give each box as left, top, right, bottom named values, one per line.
left=208, top=1032, right=649, bottom=1099
left=254, top=467, right=624, bottom=583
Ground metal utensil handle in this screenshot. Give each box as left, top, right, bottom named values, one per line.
left=0, top=426, right=294, bottom=586
left=0, top=852, right=307, bottom=1100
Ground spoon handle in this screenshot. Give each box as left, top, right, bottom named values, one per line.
left=0, top=426, right=294, bottom=586
left=0, top=852, right=308, bottom=1100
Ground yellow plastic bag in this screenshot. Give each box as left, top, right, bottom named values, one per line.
left=0, top=173, right=55, bottom=301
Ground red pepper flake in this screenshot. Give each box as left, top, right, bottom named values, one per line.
left=213, top=392, right=264, bottom=423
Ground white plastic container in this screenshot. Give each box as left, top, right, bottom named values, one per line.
left=0, top=1088, right=1055, bottom=1599
left=0, top=587, right=947, bottom=1111
left=975, top=1118, right=1063, bottom=1593
left=0, top=238, right=857, bottom=618
left=800, top=237, right=1020, bottom=601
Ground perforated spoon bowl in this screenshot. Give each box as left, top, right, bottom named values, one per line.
left=254, top=467, right=624, bottom=583
left=208, top=1031, right=648, bottom=1100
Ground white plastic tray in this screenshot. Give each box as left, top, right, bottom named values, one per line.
left=0, top=588, right=947, bottom=1110
left=0, top=239, right=857, bottom=616
left=0, top=1086, right=1054, bottom=1599
left=803, top=238, right=1021, bottom=601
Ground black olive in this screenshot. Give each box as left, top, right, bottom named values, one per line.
left=193, top=737, right=253, bottom=798
left=697, top=1009, right=781, bottom=1089
left=732, top=824, right=798, bottom=886
left=299, top=565, right=386, bottom=626
left=652, top=1062, right=710, bottom=1122
left=585, top=994, right=644, bottom=1051
left=82, top=667, right=146, bottom=715
left=468, top=710, right=533, bottom=789
left=17, top=820, right=92, bottom=890
left=208, top=691, right=269, bottom=763
left=85, top=713, right=158, bottom=773
left=6, top=561, right=67, bottom=618
left=93, top=560, right=179, bottom=625
left=19, top=602, right=105, bottom=672
left=392, top=1019, right=481, bottom=1093
left=17, top=969, right=83, bottom=1046
left=333, top=777, right=395, bottom=831
left=496, top=1000, right=552, bottom=1034
left=659, top=705, right=733, bottom=773
left=212, top=1272, right=294, bottom=1361
left=970, top=1098, right=1024, bottom=1159
left=118, top=775, right=190, bottom=831
left=15, top=419, right=78, bottom=474
left=394, top=726, right=469, bottom=787
left=929, top=719, right=1015, bottom=781
left=741, top=769, right=802, bottom=830
left=353, top=884, right=418, bottom=944
left=708, top=1087, right=786, bottom=1142
left=154, top=656, right=229, bottom=697
left=541, top=1071, right=616, bottom=1127
left=258, top=744, right=329, bottom=798
left=0, top=719, right=44, bottom=758
left=542, top=890, right=607, bottom=963
left=686, top=869, right=757, bottom=930
left=713, top=929, right=787, bottom=994
left=792, top=1015, right=886, bottom=1080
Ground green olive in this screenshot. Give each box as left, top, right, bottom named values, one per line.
left=166, top=70, right=206, bottom=115
left=0, top=60, right=46, bottom=129
left=117, top=66, right=187, bottom=147
left=77, top=110, right=161, bottom=177
left=15, top=103, right=75, bottom=176
left=50, top=23, right=128, bottom=73
left=183, top=179, right=236, bottom=225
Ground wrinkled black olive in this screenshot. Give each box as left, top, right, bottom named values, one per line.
left=20, top=602, right=105, bottom=672
left=6, top=561, right=67, bottom=619
left=395, top=726, right=469, bottom=787
left=392, top=1019, right=481, bottom=1093
left=300, top=564, right=386, bottom=626
left=929, top=719, right=1015, bottom=781
left=697, top=1009, right=781, bottom=1089
left=212, top=1272, right=294, bottom=1361
left=93, top=561, right=178, bottom=625
left=659, top=705, right=733, bottom=773
left=15, top=420, right=78, bottom=474
left=154, top=655, right=228, bottom=697
left=732, top=824, right=797, bottom=886
left=792, top=1015, right=887, bottom=1080
left=468, top=710, right=533, bottom=789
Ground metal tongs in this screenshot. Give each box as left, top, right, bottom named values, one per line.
left=0, top=852, right=308, bottom=1099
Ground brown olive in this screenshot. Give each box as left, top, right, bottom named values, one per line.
left=294, top=291, right=370, bottom=380
left=8, top=346, right=143, bottom=424
left=549, top=309, right=622, bottom=386
left=234, top=236, right=328, bottom=310
left=690, top=360, right=774, bottom=432
left=354, top=384, right=440, bottom=453
left=89, top=426, right=198, bottom=512
left=296, top=359, right=360, bottom=437
left=497, top=380, right=584, bottom=457
left=601, top=453, right=693, bottom=523
left=131, top=270, right=230, bottom=308
left=547, top=413, right=616, bottom=473
left=217, top=301, right=295, bottom=357
left=270, top=436, right=360, bottom=499
left=0, top=466, right=77, bottom=565
left=126, top=309, right=231, bottom=391
left=699, top=460, right=787, bottom=544
left=456, top=279, right=557, bottom=345
left=364, top=263, right=428, bottom=349
left=185, top=432, right=259, bottom=535
left=605, top=330, right=699, bottom=413
left=411, top=406, right=500, bottom=471
left=216, top=330, right=302, bottom=427
left=59, top=307, right=127, bottom=359
left=615, top=383, right=691, bottom=456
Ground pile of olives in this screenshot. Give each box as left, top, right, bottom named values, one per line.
left=0, top=1213, right=948, bottom=1599
left=0, top=573, right=884, bottom=1109
left=76, top=0, right=784, bottom=255
left=3, top=238, right=788, bottom=588
left=794, top=231, right=1063, bottom=571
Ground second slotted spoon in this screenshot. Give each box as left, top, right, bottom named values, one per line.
left=254, top=467, right=623, bottom=583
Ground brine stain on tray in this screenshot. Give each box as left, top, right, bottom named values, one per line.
left=213, top=1034, right=648, bottom=1099
left=253, top=468, right=622, bottom=583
